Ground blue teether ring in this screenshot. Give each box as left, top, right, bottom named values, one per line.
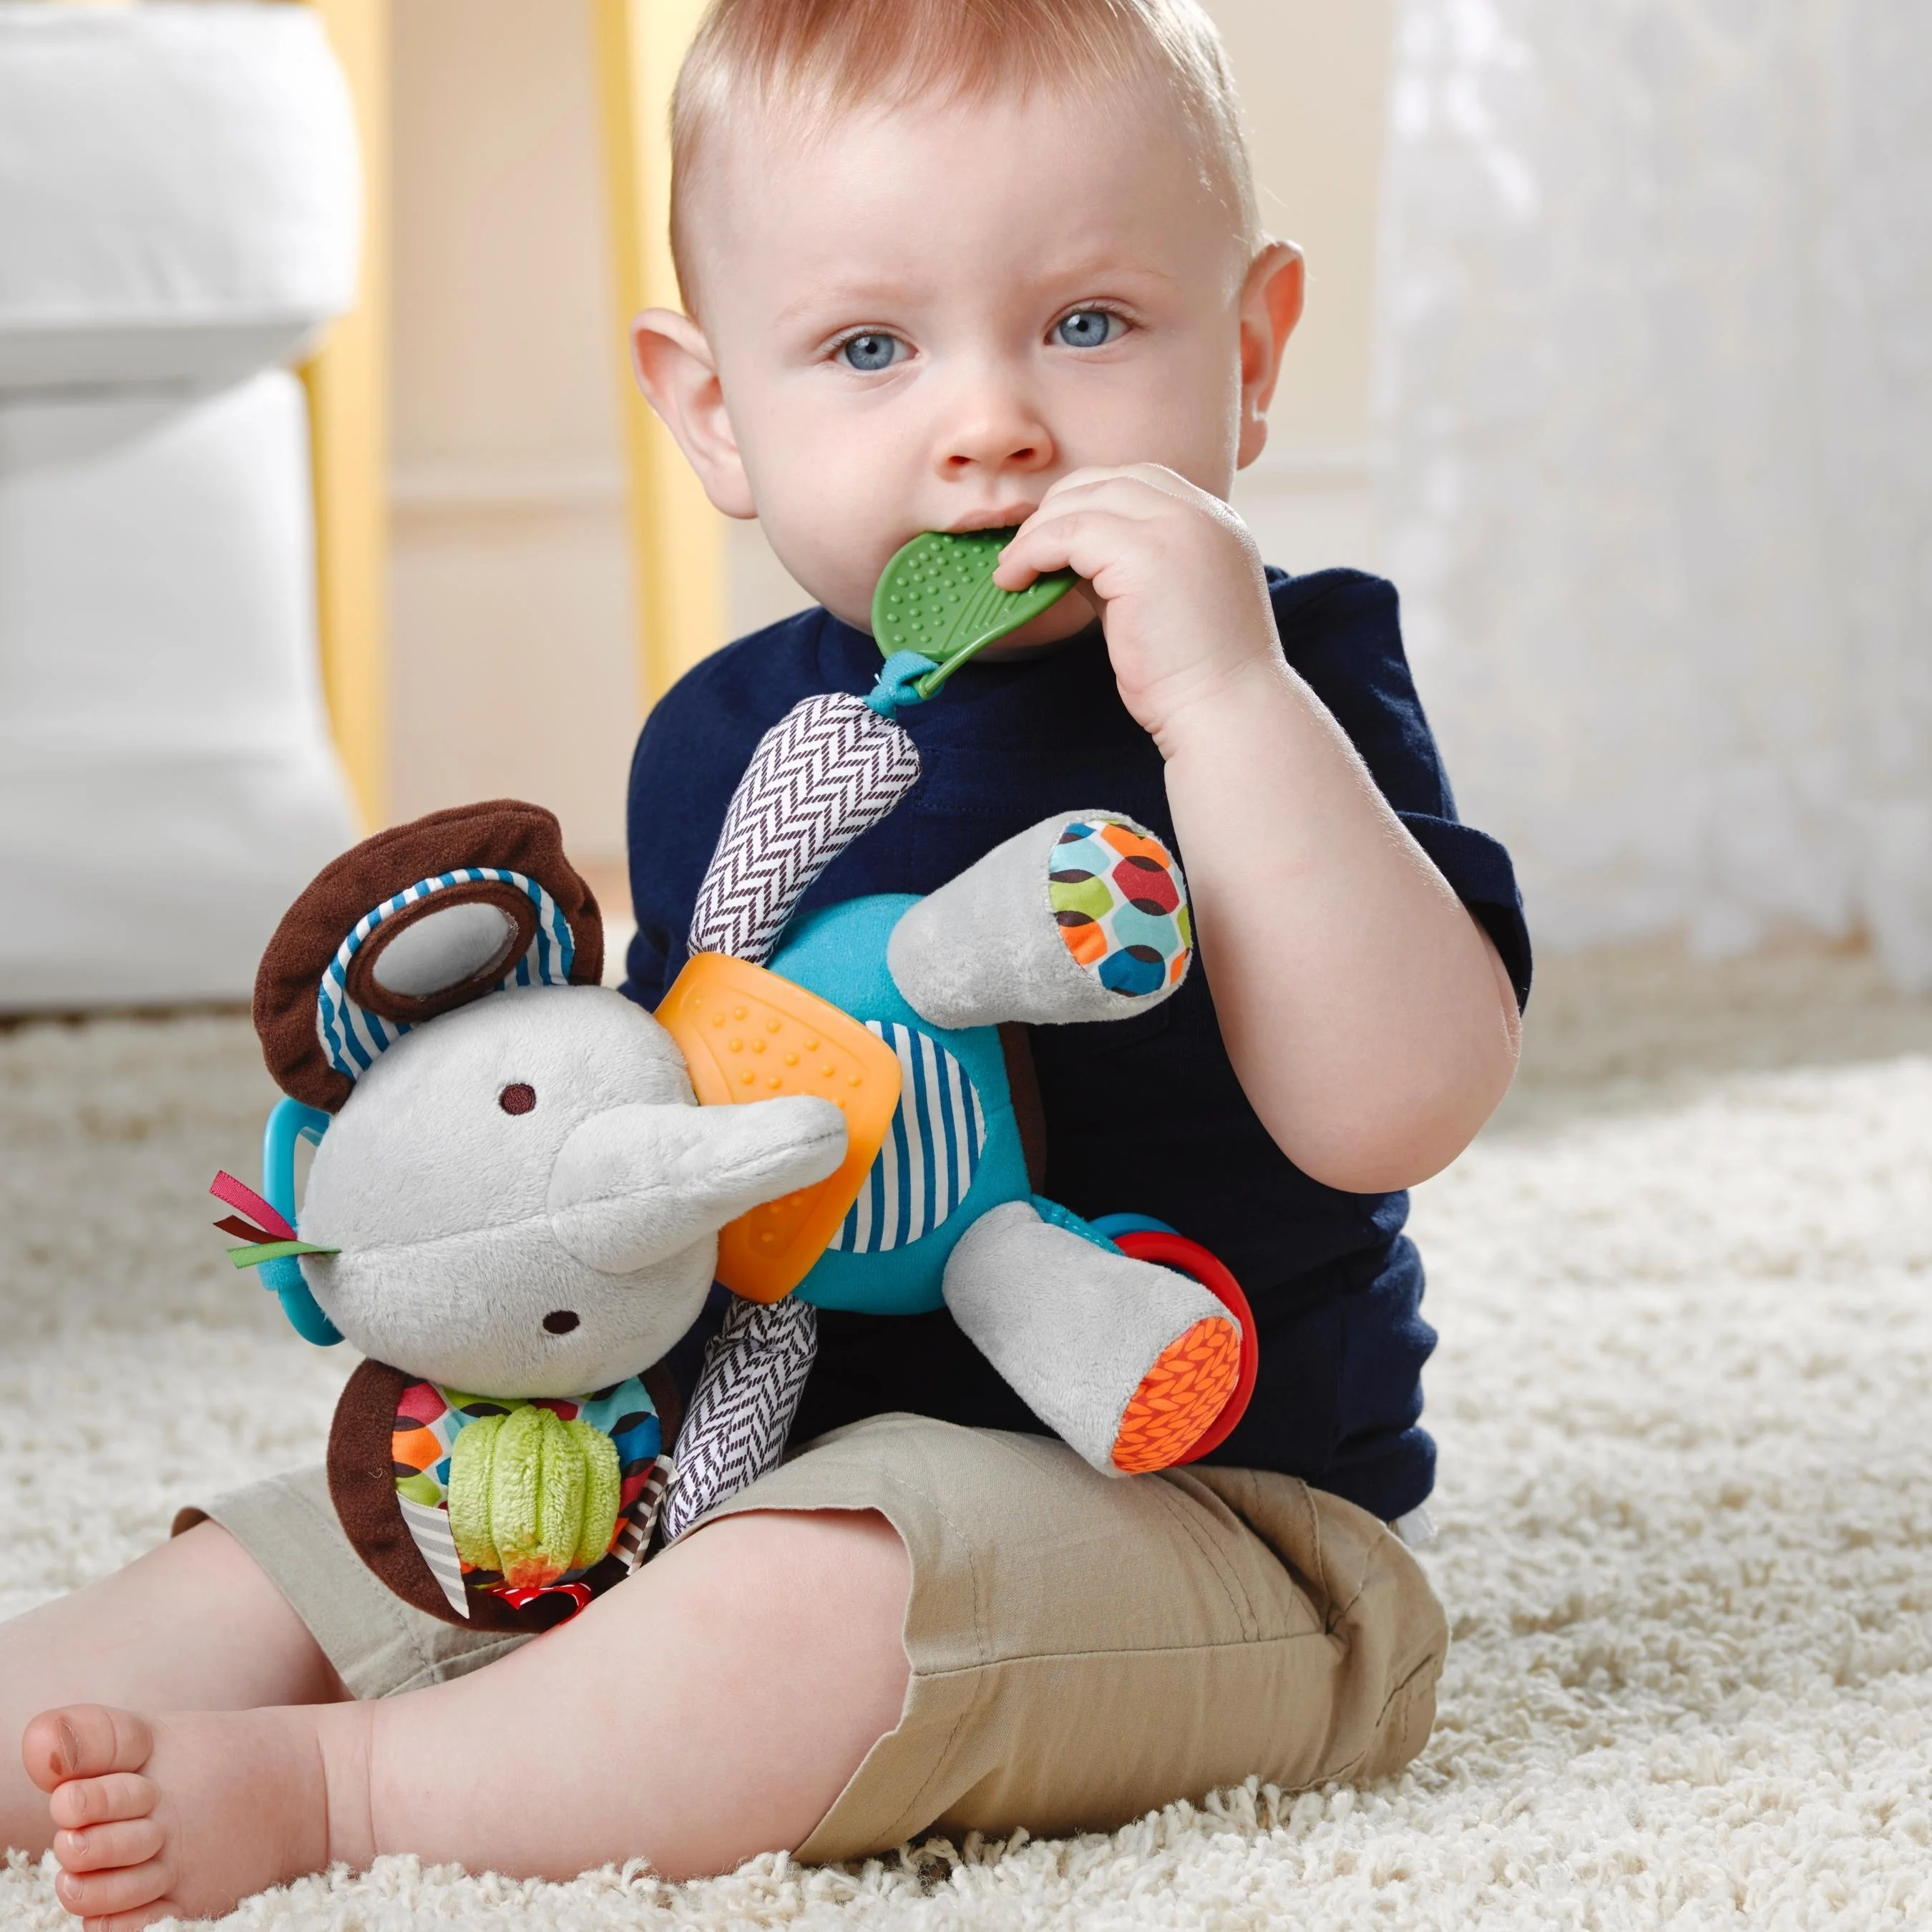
left=259, top=1098, right=342, bottom=1346
left=1089, top=1212, right=1178, bottom=1244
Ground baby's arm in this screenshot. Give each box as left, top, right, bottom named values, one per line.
left=997, top=466, right=1521, bottom=1193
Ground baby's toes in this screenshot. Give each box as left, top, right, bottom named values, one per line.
left=47, top=1771, right=157, bottom=1834
left=52, top=1854, right=174, bottom=1923
left=54, top=1816, right=167, bottom=1874
left=77, top=1911, right=179, bottom=1932
left=22, top=1705, right=154, bottom=1793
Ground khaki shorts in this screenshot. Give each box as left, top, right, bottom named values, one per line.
left=182, top=1415, right=1446, bottom=1861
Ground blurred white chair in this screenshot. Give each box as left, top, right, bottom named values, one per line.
left=0, top=1, right=364, bottom=1008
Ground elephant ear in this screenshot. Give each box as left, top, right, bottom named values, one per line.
left=253, top=799, right=605, bottom=1113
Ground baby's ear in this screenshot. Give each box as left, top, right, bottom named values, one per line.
left=631, top=308, right=756, bottom=519
left=1236, top=241, right=1305, bottom=472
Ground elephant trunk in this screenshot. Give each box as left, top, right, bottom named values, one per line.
left=547, top=1096, right=846, bottom=1276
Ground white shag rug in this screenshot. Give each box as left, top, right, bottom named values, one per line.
left=3, top=942, right=1931, bottom=1929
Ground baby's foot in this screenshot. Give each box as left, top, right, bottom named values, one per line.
left=21, top=1700, right=370, bottom=1930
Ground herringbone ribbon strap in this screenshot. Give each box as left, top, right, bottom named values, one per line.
left=688, top=692, right=923, bottom=965
left=659, top=1294, right=823, bottom=1543
left=664, top=691, right=923, bottom=1539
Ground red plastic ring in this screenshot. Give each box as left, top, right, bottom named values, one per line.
left=1112, top=1231, right=1258, bottom=1463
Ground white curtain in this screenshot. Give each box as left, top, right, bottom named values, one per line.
left=1376, top=0, right=1932, bottom=989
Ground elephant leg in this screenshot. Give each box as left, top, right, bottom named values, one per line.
left=942, top=1201, right=1241, bottom=1475
left=884, top=811, right=1191, bottom=1029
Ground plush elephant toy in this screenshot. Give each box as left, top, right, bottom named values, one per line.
left=216, top=781, right=1254, bottom=1634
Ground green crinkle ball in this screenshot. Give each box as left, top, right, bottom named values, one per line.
left=493, top=1405, right=578, bottom=1588
left=444, top=1405, right=622, bottom=1589
left=447, top=1410, right=505, bottom=1573
left=565, top=1418, right=621, bottom=1571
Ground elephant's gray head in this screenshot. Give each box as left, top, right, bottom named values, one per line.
left=294, top=985, right=844, bottom=1396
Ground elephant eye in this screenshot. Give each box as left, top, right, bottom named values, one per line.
left=499, top=1083, right=537, bottom=1116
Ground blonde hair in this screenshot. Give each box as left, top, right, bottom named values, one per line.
left=669, top=0, right=1260, bottom=313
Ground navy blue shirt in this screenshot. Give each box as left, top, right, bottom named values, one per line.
left=623, top=567, right=1531, bottom=1523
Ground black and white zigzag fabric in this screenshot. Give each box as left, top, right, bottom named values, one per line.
left=663, top=690, right=924, bottom=1541
left=660, top=1294, right=821, bottom=1543
left=688, top=693, right=922, bottom=965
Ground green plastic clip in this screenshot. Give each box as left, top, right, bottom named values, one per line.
left=871, top=528, right=1076, bottom=699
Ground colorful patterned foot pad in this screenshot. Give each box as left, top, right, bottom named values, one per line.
left=1110, top=1314, right=1242, bottom=1474
left=1050, top=819, right=1193, bottom=998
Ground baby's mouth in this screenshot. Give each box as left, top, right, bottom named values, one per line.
left=944, top=508, right=1035, bottom=536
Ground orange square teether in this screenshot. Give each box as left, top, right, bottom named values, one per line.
left=658, top=953, right=902, bottom=1302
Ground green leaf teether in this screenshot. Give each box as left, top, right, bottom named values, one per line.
left=872, top=528, right=1078, bottom=698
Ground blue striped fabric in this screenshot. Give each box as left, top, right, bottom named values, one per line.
left=315, top=869, right=577, bottom=1082
left=826, top=1022, right=986, bottom=1254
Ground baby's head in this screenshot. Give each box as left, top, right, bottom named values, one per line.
left=635, top=0, right=1303, bottom=642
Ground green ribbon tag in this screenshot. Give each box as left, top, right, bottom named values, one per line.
left=228, top=1239, right=340, bottom=1269
left=872, top=528, right=1077, bottom=699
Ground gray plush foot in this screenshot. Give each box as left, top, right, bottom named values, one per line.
left=886, top=811, right=1190, bottom=1028
left=941, top=1201, right=1236, bottom=1472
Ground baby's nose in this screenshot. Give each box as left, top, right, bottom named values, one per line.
left=936, top=377, right=1055, bottom=477
left=942, top=430, right=1050, bottom=474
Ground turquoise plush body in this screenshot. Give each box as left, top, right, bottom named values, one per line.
left=771, top=894, right=1034, bottom=1317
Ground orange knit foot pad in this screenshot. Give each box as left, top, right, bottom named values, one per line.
left=1111, top=1316, right=1242, bottom=1474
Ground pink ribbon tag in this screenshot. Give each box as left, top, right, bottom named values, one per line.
left=210, top=1171, right=296, bottom=1244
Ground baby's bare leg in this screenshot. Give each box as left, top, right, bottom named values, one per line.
left=25, top=1508, right=910, bottom=1926
left=361, top=1508, right=911, bottom=1878
left=1, top=1521, right=346, bottom=1857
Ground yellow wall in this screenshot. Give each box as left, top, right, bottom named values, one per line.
left=1212, top=0, right=1392, bottom=578
left=301, top=0, right=391, bottom=832
left=1214, top=0, right=1392, bottom=451
left=387, top=0, right=1392, bottom=866
left=389, top=0, right=636, bottom=864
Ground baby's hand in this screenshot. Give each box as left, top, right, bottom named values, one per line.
left=993, top=464, right=1280, bottom=751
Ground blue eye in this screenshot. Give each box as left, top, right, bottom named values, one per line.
left=1054, top=309, right=1123, bottom=349
left=839, top=332, right=905, bottom=372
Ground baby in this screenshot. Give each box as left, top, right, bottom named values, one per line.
left=3, top=1, right=1528, bottom=1921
